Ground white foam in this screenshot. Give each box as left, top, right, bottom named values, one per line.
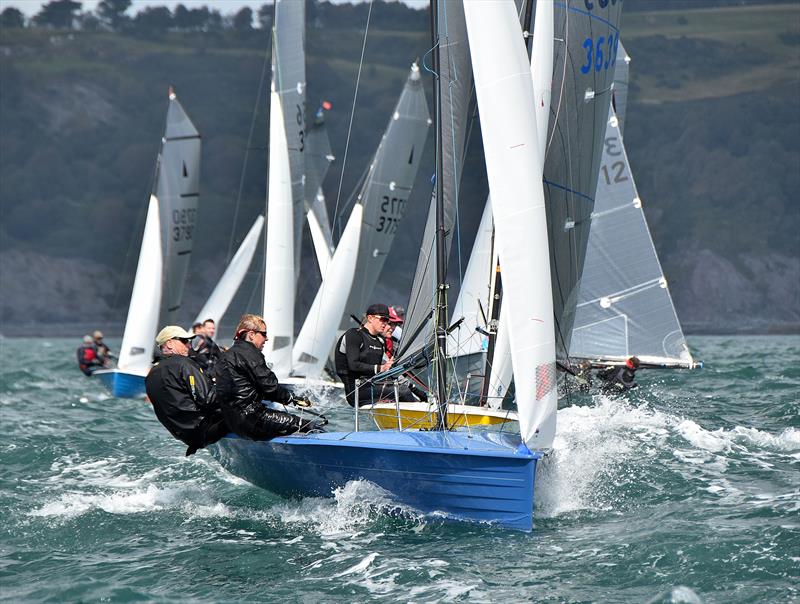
left=333, top=552, right=379, bottom=577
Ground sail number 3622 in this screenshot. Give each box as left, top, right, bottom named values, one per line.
left=377, top=196, right=406, bottom=234
left=580, top=34, right=619, bottom=74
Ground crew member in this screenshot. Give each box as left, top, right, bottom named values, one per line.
left=145, top=325, right=228, bottom=457
left=335, top=304, right=394, bottom=406
left=77, top=335, right=103, bottom=376
left=597, top=356, right=640, bottom=394
left=215, top=314, right=316, bottom=440
left=190, top=319, right=222, bottom=372
left=92, top=330, right=113, bottom=367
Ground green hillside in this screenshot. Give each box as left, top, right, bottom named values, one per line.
left=0, top=2, right=798, bottom=333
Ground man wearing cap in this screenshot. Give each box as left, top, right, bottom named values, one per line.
left=145, top=325, right=229, bottom=457
left=597, top=356, right=640, bottom=394
left=335, top=303, right=394, bottom=406
left=214, top=314, right=316, bottom=440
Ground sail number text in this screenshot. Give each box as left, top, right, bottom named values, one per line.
left=600, top=135, right=629, bottom=186
left=584, top=0, right=621, bottom=10
left=580, top=34, right=619, bottom=74
left=296, top=103, right=305, bottom=152
left=377, top=196, right=406, bottom=234
left=171, top=208, right=196, bottom=242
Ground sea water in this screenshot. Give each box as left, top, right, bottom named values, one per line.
left=0, top=336, right=797, bottom=602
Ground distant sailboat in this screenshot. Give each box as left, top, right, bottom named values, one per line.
left=96, top=88, right=201, bottom=398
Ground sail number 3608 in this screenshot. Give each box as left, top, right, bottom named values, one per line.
left=377, top=196, right=406, bottom=234
left=172, top=208, right=196, bottom=242
left=580, top=34, right=619, bottom=74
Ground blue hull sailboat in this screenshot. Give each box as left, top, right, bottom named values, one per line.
left=210, top=0, right=624, bottom=530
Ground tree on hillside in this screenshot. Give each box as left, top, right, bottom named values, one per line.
left=96, top=0, right=131, bottom=31
left=32, top=0, right=82, bottom=29
left=131, top=6, right=172, bottom=35
left=257, top=5, right=272, bottom=30
left=0, top=7, right=25, bottom=28
left=232, top=7, right=253, bottom=32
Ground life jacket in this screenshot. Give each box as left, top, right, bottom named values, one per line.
left=77, top=343, right=99, bottom=375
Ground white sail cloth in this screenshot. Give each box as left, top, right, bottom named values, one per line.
left=194, top=215, right=264, bottom=327
left=292, top=204, right=363, bottom=377
left=118, top=195, right=163, bottom=372
left=464, top=0, right=557, bottom=450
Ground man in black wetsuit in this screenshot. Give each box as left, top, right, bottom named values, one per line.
left=145, top=325, right=229, bottom=457
left=214, top=313, right=317, bottom=440
left=335, top=303, right=395, bottom=406
left=597, top=356, right=640, bottom=394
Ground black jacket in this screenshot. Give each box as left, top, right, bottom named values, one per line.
left=145, top=354, right=227, bottom=451
left=215, top=339, right=292, bottom=409
left=334, top=326, right=387, bottom=406
left=190, top=335, right=222, bottom=372
left=597, top=365, right=638, bottom=392
left=334, top=326, right=385, bottom=380
left=214, top=339, right=304, bottom=440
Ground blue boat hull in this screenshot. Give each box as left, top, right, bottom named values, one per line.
left=210, top=430, right=540, bottom=531
left=95, top=369, right=147, bottom=398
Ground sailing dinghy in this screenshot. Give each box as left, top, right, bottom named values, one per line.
left=95, top=88, right=201, bottom=397
left=211, top=0, right=626, bottom=531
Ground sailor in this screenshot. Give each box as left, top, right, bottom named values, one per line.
left=597, top=356, right=640, bottom=394
left=92, top=330, right=113, bottom=367
left=190, top=319, right=222, bottom=372
left=77, top=335, right=104, bottom=376
left=383, top=306, right=404, bottom=359
left=214, top=314, right=317, bottom=440
left=144, top=325, right=229, bottom=457
left=335, top=303, right=394, bottom=406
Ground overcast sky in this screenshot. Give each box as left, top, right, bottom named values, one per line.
left=7, top=0, right=427, bottom=18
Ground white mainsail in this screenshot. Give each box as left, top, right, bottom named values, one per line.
left=118, top=195, right=163, bottom=372
left=194, top=215, right=264, bottom=327
left=292, top=204, right=363, bottom=377
left=569, top=108, right=694, bottom=367
left=307, top=191, right=332, bottom=277
left=263, top=85, right=295, bottom=377
left=464, top=0, right=557, bottom=449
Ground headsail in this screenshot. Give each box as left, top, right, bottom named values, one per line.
left=464, top=0, right=557, bottom=449
left=194, top=215, right=264, bottom=327
left=569, top=108, right=694, bottom=367
left=292, top=204, right=363, bottom=378
left=340, top=63, right=430, bottom=328
left=118, top=195, right=163, bottom=372
left=157, top=90, right=201, bottom=322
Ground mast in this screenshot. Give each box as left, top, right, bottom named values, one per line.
left=430, top=0, right=448, bottom=430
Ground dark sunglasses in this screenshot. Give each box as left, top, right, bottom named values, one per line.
left=172, top=337, right=193, bottom=343
left=253, top=330, right=268, bottom=338
left=372, top=315, right=389, bottom=323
